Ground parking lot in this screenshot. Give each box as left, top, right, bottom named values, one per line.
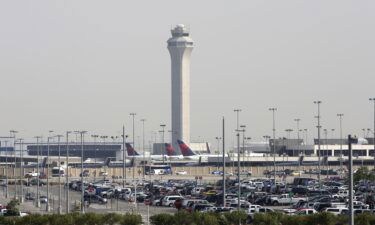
left=0, top=167, right=373, bottom=223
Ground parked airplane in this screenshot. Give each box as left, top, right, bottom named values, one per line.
left=126, top=143, right=183, bottom=161
left=68, top=157, right=132, bottom=168
left=165, top=143, right=184, bottom=160
left=23, top=157, right=48, bottom=168
left=177, top=140, right=220, bottom=161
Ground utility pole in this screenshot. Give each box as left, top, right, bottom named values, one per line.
left=66, top=131, right=71, bottom=213
left=314, top=101, right=322, bottom=190
left=269, top=108, right=277, bottom=182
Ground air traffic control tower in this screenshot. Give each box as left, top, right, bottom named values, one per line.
left=167, top=24, right=194, bottom=151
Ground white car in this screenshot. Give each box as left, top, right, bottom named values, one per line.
left=25, top=171, right=38, bottom=178
left=99, top=171, right=108, bottom=177
left=176, top=170, right=187, bottom=175
left=162, top=195, right=184, bottom=207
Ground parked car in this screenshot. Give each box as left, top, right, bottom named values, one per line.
left=40, top=196, right=48, bottom=204
left=99, top=171, right=108, bottom=177
left=176, top=170, right=187, bottom=175
left=25, top=192, right=36, bottom=200
left=24, top=171, right=38, bottom=178
left=80, top=170, right=90, bottom=177
left=162, top=195, right=184, bottom=207
left=85, top=195, right=107, bottom=204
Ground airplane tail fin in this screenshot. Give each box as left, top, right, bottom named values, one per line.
left=177, top=140, right=196, bottom=156
left=165, top=143, right=175, bottom=156
left=125, top=143, right=140, bottom=156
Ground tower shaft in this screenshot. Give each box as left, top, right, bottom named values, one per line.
left=167, top=24, right=194, bottom=151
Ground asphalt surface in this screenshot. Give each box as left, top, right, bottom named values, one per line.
left=0, top=173, right=324, bottom=219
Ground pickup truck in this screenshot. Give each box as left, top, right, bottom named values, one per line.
left=269, top=194, right=306, bottom=206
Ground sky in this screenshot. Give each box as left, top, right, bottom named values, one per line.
left=0, top=1, right=374, bottom=147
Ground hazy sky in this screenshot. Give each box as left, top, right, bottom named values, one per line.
left=0, top=1, right=374, bottom=147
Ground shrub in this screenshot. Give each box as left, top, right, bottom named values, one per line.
left=120, top=213, right=142, bottom=225
left=150, top=213, right=175, bottom=225
left=5, top=199, right=20, bottom=216
left=222, top=210, right=248, bottom=225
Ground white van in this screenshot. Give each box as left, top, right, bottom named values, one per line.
left=324, top=208, right=348, bottom=215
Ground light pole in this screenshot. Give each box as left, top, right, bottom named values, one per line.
left=222, top=117, right=226, bottom=207
left=337, top=113, right=344, bottom=171
left=331, top=129, right=335, bottom=140
left=234, top=109, right=241, bottom=172
left=370, top=98, right=375, bottom=170
left=141, top=119, right=146, bottom=179
left=295, top=119, right=301, bottom=158
left=100, top=135, right=108, bottom=179
left=216, top=137, right=222, bottom=170
left=314, top=101, right=322, bottom=189
left=130, top=113, right=137, bottom=149
left=4, top=140, right=8, bottom=199
left=263, top=135, right=271, bottom=171
left=66, top=131, right=71, bottom=213
left=304, top=129, right=308, bottom=146
left=285, top=129, right=293, bottom=148
left=269, top=107, right=277, bottom=182
left=46, top=130, right=54, bottom=212
left=18, top=139, right=24, bottom=203
left=122, top=126, right=127, bottom=187
left=56, top=134, right=63, bottom=214
left=236, top=126, right=245, bottom=214
left=80, top=131, right=87, bottom=213
left=367, top=128, right=372, bottom=139
left=240, top=125, right=246, bottom=174
left=130, top=113, right=137, bottom=180
left=160, top=124, right=166, bottom=164
left=324, top=129, right=328, bottom=173
left=35, top=136, right=42, bottom=207
left=362, top=128, right=367, bottom=138
left=236, top=132, right=241, bottom=212
left=10, top=130, right=18, bottom=200
left=91, top=135, right=99, bottom=181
